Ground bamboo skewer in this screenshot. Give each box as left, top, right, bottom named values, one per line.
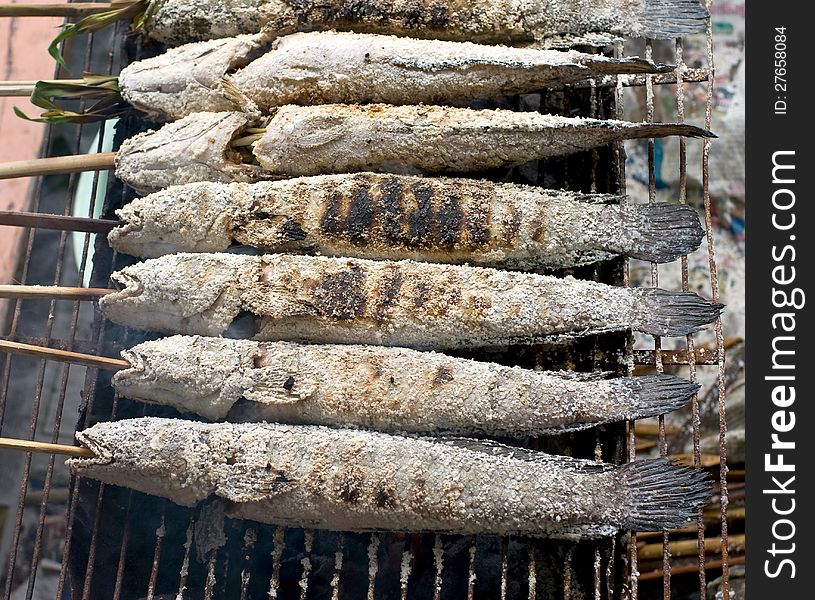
left=0, top=79, right=86, bottom=97
left=0, top=339, right=128, bottom=370
left=0, top=3, right=124, bottom=18
left=637, top=556, right=745, bottom=582
left=0, top=210, right=116, bottom=233
left=0, top=284, right=112, bottom=300
left=0, top=152, right=116, bottom=180
left=638, top=534, right=745, bottom=561
left=0, top=436, right=95, bottom=458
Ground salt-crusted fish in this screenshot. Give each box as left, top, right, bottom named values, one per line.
left=99, top=253, right=723, bottom=347
left=115, top=108, right=714, bottom=194
left=109, top=173, right=704, bottom=268
left=138, top=0, right=709, bottom=48
left=113, top=335, right=699, bottom=433
left=69, top=417, right=711, bottom=538
left=119, top=30, right=671, bottom=121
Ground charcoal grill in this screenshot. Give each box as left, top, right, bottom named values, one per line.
left=0, top=1, right=733, bottom=599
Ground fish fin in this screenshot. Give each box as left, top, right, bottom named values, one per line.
left=537, top=32, right=623, bottom=49
left=625, top=123, right=716, bottom=140
left=638, top=0, right=709, bottom=39
left=619, top=458, right=711, bottom=531
left=562, top=192, right=624, bottom=205
left=586, top=57, right=674, bottom=76
left=217, top=466, right=298, bottom=503
left=620, top=374, right=699, bottom=419
left=622, top=203, right=704, bottom=263
left=635, top=289, right=724, bottom=336
left=236, top=214, right=309, bottom=249
left=547, top=370, right=614, bottom=382
left=429, top=437, right=613, bottom=473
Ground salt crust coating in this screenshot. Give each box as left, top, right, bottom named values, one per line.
left=114, top=111, right=260, bottom=194
left=98, top=253, right=721, bottom=347
left=119, top=31, right=667, bottom=121
left=113, top=107, right=713, bottom=193
left=253, top=104, right=712, bottom=177
left=143, top=0, right=709, bottom=47
left=109, top=173, right=704, bottom=268
left=113, top=335, right=698, bottom=431
left=69, top=417, right=631, bottom=537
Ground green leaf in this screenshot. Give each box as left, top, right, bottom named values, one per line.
left=49, top=1, right=148, bottom=70
left=15, top=75, right=127, bottom=124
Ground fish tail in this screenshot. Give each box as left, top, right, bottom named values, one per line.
left=622, top=374, right=699, bottom=419
left=638, top=0, right=710, bottom=39
left=620, top=458, right=711, bottom=531
left=623, top=203, right=705, bottom=263
left=635, top=289, right=723, bottom=336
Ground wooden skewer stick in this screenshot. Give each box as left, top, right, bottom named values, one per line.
left=638, top=555, right=745, bottom=582
left=0, top=80, right=87, bottom=97
left=638, top=533, right=745, bottom=561
left=0, top=284, right=112, bottom=300
left=0, top=152, right=116, bottom=180
left=0, top=210, right=116, bottom=233
left=0, top=339, right=128, bottom=370
left=0, top=436, right=95, bottom=458
left=0, top=3, right=126, bottom=18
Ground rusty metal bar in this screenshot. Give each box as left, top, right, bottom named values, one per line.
left=269, top=526, right=286, bottom=598
left=701, top=2, right=731, bottom=596
left=145, top=513, right=167, bottom=600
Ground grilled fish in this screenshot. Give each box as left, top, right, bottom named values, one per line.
left=70, top=417, right=710, bottom=538
left=115, top=108, right=714, bottom=194
left=113, top=335, right=699, bottom=433
left=120, top=30, right=671, bottom=121
left=141, top=0, right=709, bottom=48
left=99, top=253, right=723, bottom=347
left=109, top=173, right=704, bottom=268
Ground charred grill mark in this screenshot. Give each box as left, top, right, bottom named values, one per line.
left=333, top=0, right=391, bottom=23
left=376, top=265, right=404, bottom=313
left=435, top=191, right=464, bottom=247
left=413, top=282, right=431, bottom=309
left=338, top=478, right=363, bottom=504
left=432, top=365, right=454, bottom=387
left=408, top=180, right=435, bottom=245
left=428, top=4, right=450, bottom=27
left=336, top=443, right=365, bottom=504
left=375, top=485, right=397, bottom=509
left=319, top=190, right=345, bottom=236
left=464, top=189, right=491, bottom=246
left=377, top=176, right=407, bottom=244
left=502, top=208, right=523, bottom=245
left=305, top=265, right=368, bottom=320
left=280, top=217, right=308, bottom=242
left=345, top=184, right=374, bottom=245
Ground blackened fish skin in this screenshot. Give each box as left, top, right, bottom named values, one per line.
left=143, top=0, right=709, bottom=47
left=109, top=173, right=704, bottom=268
left=113, top=335, right=699, bottom=433
left=70, top=417, right=711, bottom=538
left=99, top=253, right=724, bottom=346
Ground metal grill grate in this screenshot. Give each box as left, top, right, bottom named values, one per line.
left=0, top=2, right=732, bottom=599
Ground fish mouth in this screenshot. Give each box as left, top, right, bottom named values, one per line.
left=111, top=348, right=146, bottom=390
left=69, top=428, right=114, bottom=469
left=103, top=269, right=144, bottom=303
